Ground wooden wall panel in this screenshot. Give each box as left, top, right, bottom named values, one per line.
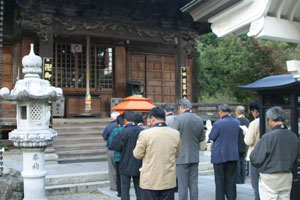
left=65, top=96, right=101, bottom=117
left=100, top=92, right=113, bottom=117
left=1, top=44, right=16, bottom=118
left=131, top=54, right=145, bottom=83
left=130, top=54, right=176, bottom=103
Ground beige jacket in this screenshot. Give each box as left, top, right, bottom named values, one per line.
left=244, top=118, right=260, bottom=160
left=133, top=126, right=180, bottom=190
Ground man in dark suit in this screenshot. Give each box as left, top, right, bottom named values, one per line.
left=209, top=104, right=240, bottom=200
left=113, top=111, right=143, bottom=200
left=171, top=99, right=205, bottom=200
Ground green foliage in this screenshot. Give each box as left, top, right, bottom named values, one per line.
left=198, top=33, right=299, bottom=104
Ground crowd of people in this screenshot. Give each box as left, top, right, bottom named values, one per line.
left=102, top=99, right=299, bottom=200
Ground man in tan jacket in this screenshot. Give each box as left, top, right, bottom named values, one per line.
left=133, top=107, right=180, bottom=200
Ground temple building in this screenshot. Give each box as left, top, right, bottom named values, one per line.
left=0, top=0, right=210, bottom=130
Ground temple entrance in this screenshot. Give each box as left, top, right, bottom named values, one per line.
left=53, top=42, right=114, bottom=117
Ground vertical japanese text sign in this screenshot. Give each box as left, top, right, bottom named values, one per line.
left=43, top=58, right=53, bottom=84
left=181, top=66, right=188, bottom=99
left=43, top=58, right=53, bottom=127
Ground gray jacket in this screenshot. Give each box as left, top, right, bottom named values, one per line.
left=171, top=111, right=205, bottom=164
left=166, top=114, right=176, bottom=127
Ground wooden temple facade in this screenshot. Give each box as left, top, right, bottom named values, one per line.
left=0, top=0, right=210, bottom=124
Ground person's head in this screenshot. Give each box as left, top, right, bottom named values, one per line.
left=111, top=111, right=120, bottom=121
left=123, top=110, right=135, bottom=124
left=146, top=114, right=152, bottom=127
left=218, top=104, right=231, bottom=118
left=250, top=101, right=259, bottom=118
left=149, top=107, right=165, bottom=126
left=266, top=106, right=285, bottom=129
left=178, top=98, right=192, bottom=114
left=116, top=114, right=124, bottom=126
left=235, top=106, right=245, bottom=118
left=164, top=103, right=174, bottom=115
left=134, top=114, right=144, bottom=126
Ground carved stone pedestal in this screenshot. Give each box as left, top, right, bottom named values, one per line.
left=21, top=148, right=47, bottom=200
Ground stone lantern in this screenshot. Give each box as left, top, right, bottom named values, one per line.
left=0, top=44, right=62, bottom=200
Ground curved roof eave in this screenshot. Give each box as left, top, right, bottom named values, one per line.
left=237, top=74, right=300, bottom=91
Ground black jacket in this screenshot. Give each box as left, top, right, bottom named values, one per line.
left=237, top=117, right=249, bottom=153
left=250, top=128, right=299, bottom=174
left=113, top=123, right=143, bottom=176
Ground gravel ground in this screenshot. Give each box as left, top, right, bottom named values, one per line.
left=47, top=191, right=114, bottom=200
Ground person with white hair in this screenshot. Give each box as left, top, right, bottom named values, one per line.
left=102, top=111, right=120, bottom=191
left=250, top=106, right=299, bottom=200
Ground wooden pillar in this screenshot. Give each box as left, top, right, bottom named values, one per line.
left=114, top=46, right=126, bottom=98
left=191, top=56, right=199, bottom=103
left=0, top=0, right=3, bottom=135
left=39, top=36, right=53, bottom=58
left=175, top=33, right=187, bottom=104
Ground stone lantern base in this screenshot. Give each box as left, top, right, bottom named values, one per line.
left=21, top=147, right=47, bottom=200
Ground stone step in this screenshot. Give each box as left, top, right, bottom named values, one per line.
left=51, top=118, right=111, bottom=162
left=54, top=125, right=106, bottom=132
left=54, top=143, right=106, bottom=150
left=56, top=133, right=104, bottom=139
left=198, top=162, right=214, bottom=176
left=53, top=135, right=101, bottom=142
left=58, top=152, right=106, bottom=161
left=45, top=181, right=109, bottom=196
left=198, top=162, right=213, bottom=171
left=56, top=147, right=107, bottom=155
left=46, top=171, right=108, bottom=186
left=56, top=130, right=105, bottom=136
left=198, top=170, right=214, bottom=176
left=53, top=118, right=111, bottom=126
left=55, top=132, right=103, bottom=138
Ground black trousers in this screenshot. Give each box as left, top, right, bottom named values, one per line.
left=115, top=162, right=121, bottom=196
left=120, top=174, right=141, bottom=200
left=141, top=188, right=175, bottom=200
left=213, top=161, right=237, bottom=200
left=236, top=153, right=246, bottom=184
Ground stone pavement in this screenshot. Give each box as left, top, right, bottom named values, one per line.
left=47, top=175, right=254, bottom=200
left=97, top=175, right=253, bottom=200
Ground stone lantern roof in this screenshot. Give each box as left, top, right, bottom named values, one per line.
left=0, top=44, right=62, bottom=101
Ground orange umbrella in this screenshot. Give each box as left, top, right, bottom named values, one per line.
left=112, top=95, right=156, bottom=114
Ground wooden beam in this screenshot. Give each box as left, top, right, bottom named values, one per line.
left=250, top=16, right=300, bottom=43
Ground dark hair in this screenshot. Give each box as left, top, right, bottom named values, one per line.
left=218, top=104, right=231, bottom=112
left=164, top=103, right=174, bottom=112
left=149, top=107, right=165, bottom=121
left=249, top=101, right=259, bottom=112
left=134, top=114, right=144, bottom=125
left=117, top=115, right=124, bottom=126
left=123, top=110, right=135, bottom=122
